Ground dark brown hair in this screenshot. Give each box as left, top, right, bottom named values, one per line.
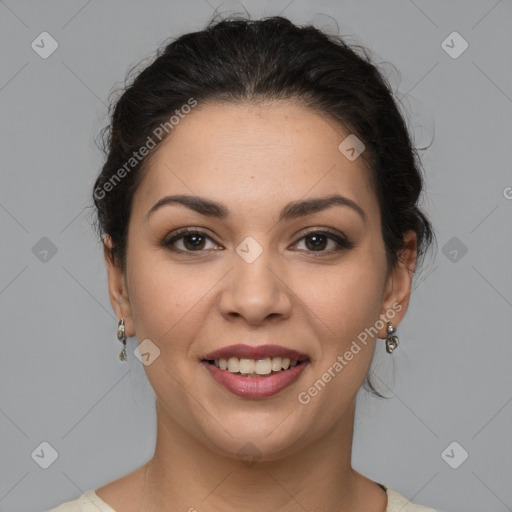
left=93, top=15, right=435, bottom=399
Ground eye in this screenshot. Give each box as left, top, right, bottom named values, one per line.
left=163, top=228, right=221, bottom=255
left=162, top=227, right=354, bottom=256
left=292, top=229, right=354, bottom=254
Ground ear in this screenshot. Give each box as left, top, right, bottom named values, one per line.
left=377, top=230, right=417, bottom=338
left=103, top=235, right=135, bottom=337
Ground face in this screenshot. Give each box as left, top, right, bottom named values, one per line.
left=105, top=100, right=416, bottom=461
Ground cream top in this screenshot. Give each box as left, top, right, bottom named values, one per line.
left=47, top=484, right=441, bottom=511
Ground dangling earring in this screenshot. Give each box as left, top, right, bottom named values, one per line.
left=385, top=322, right=399, bottom=354
left=117, top=318, right=127, bottom=361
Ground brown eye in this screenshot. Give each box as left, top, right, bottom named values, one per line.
left=303, top=233, right=329, bottom=251
left=163, top=229, right=220, bottom=254
left=181, top=233, right=206, bottom=250
left=293, top=230, right=354, bottom=254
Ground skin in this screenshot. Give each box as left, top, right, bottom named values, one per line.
left=97, top=100, right=417, bottom=512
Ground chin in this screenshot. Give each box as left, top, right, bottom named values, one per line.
left=196, top=413, right=314, bottom=464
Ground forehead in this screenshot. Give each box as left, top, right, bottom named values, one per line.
left=133, top=101, right=378, bottom=223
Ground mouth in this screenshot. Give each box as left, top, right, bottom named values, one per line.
left=204, top=356, right=306, bottom=377
left=201, top=344, right=310, bottom=398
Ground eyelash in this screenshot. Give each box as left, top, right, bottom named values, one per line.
left=162, top=227, right=354, bottom=257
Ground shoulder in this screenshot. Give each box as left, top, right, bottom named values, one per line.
left=385, top=486, right=441, bottom=512
left=46, top=490, right=116, bottom=512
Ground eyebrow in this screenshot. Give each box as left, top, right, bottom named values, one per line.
left=147, top=193, right=367, bottom=224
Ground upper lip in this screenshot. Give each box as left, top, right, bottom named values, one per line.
left=203, top=344, right=309, bottom=361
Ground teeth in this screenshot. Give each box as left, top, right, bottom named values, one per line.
left=255, top=358, right=272, bottom=375
left=239, top=358, right=255, bottom=374
left=227, top=357, right=239, bottom=373
left=271, top=357, right=282, bottom=371
left=213, top=357, right=299, bottom=375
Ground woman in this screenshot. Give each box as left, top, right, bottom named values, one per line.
left=49, top=15, right=439, bottom=512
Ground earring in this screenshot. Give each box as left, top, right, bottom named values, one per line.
left=385, top=322, right=399, bottom=354
left=117, top=318, right=127, bottom=361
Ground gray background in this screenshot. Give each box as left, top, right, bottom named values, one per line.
left=1, top=1, right=511, bottom=511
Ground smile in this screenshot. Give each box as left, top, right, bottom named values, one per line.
left=201, top=344, right=310, bottom=398
left=208, top=356, right=299, bottom=377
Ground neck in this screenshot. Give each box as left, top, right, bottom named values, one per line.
left=140, top=399, right=375, bottom=512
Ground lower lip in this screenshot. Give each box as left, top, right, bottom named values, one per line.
left=202, top=361, right=308, bottom=399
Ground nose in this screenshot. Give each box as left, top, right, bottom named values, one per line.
left=218, top=248, right=293, bottom=326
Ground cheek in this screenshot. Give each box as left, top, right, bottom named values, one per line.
left=125, top=248, right=232, bottom=366
left=292, top=265, right=385, bottom=416
left=125, top=247, right=205, bottom=343
left=298, top=259, right=385, bottom=341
